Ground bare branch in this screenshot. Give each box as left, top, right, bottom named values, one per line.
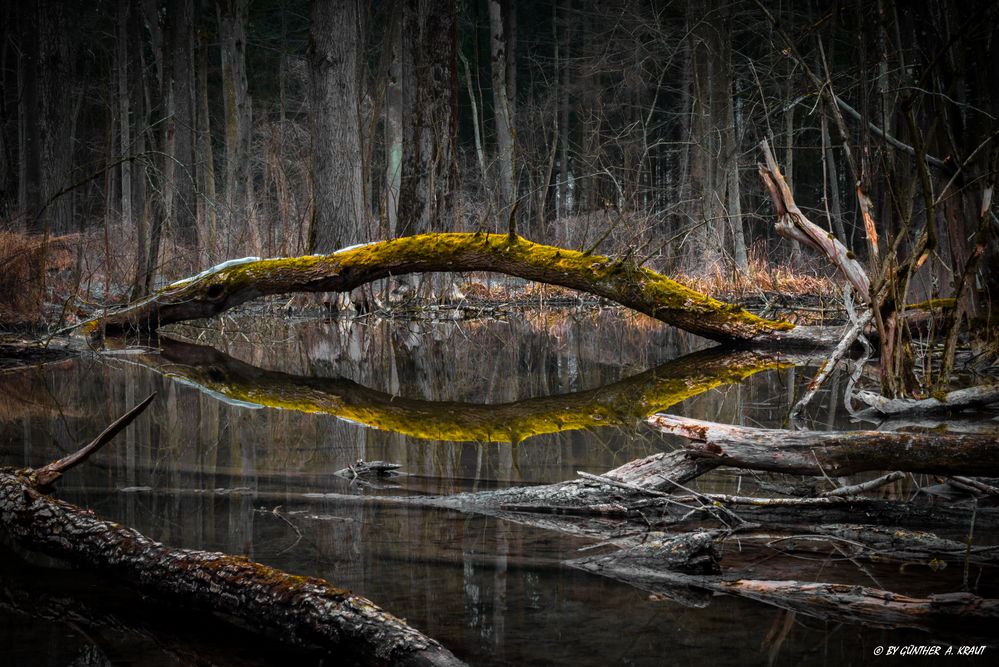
left=34, top=392, right=157, bottom=487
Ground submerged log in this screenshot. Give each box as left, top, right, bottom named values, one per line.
left=82, top=232, right=849, bottom=347
left=647, top=414, right=999, bottom=477
left=571, top=536, right=999, bottom=632
left=0, top=401, right=464, bottom=667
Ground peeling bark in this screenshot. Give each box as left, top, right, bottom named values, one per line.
left=647, top=414, right=999, bottom=477
left=758, top=139, right=870, bottom=300
left=81, top=233, right=842, bottom=346
left=856, top=384, right=999, bottom=416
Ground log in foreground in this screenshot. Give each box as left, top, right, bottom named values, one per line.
left=647, top=414, right=999, bottom=477
left=83, top=233, right=845, bottom=347
left=0, top=405, right=465, bottom=667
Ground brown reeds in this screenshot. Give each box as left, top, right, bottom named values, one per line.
left=0, top=231, right=47, bottom=327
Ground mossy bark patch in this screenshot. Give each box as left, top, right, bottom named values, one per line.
left=87, top=233, right=793, bottom=344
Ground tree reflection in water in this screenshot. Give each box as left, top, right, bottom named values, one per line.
left=2, top=310, right=935, bottom=666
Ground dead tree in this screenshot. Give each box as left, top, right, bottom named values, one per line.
left=83, top=232, right=850, bottom=347
left=571, top=535, right=999, bottom=632
left=646, top=414, right=999, bottom=477
left=0, top=395, right=465, bottom=667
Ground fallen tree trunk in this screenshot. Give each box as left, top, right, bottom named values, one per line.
left=856, top=384, right=999, bottom=416
left=570, top=533, right=999, bottom=632
left=0, top=553, right=327, bottom=665
left=81, top=232, right=850, bottom=347
left=759, top=523, right=999, bottom=567
left=0, top=401, right=464, bottom=667
left=647, top=414, right=999, bottom=477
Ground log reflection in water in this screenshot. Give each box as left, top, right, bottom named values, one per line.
left=135, top=337, right=790, bottom=444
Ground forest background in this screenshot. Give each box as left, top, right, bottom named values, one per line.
left=1, top=0, right=996, bottom=366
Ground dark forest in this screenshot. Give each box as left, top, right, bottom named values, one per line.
left=1, top=1, right=998, bottom=665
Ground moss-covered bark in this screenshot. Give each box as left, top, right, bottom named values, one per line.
left=84, top=233, right=814, bottom=345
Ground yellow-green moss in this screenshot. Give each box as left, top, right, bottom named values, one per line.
left=903, top=297, right=957, bottom=312
left=98, top=233, right=793, bottom=340
left=158, top=354, right=789, bottom=444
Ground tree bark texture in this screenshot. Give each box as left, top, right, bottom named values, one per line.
left=0, top=468, right=464, bottom=666
left=647, top=414, right=999, bottom=476
left=308, top=0, right=365, bottom=252
left=758, top=139, right=871, bottom=300
left=82, top=232, right=836, bottom=345
left=488, top=0, right=515, bottom=222
left=219, top=0, right=253, bottom=249
left=571, top=545, right=998, bottom=632
left=384, top=11, right=403, bottom=236
left=856, top=384, right=999, bottom=416
left=397, top=0, right=459, bottom=235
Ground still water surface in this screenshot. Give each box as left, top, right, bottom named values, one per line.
left=0, top=308, right=991, bottom=665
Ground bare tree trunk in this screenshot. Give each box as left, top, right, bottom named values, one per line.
left=117, top=0, right=133, bottom=258
left=17, top=3, right=43, bottom=233
left=685, top=0, right=720, bottom=270
left=170, top=0, right=198, bottom=253
left=197, top=18, right=218, bottom=261
left=784, top=77, right=801, bottom=268
left=384, top=9, right=403, bottom=237
left=489, top=0, right=515, bottom=222
left=144, top=0, right=171, bottom=292
left=219, top=0, right=254, bottom=254
left=821, top=113, right=847, bottom=244
left=129, top=6, right=150, bottom=299
left=308, top=0, right=365, bottom=252
left=723, top=32, right=748, bottom=272
left=557, top=0, right=571, bottom=223
left=397, top=0, right=458, bottom=236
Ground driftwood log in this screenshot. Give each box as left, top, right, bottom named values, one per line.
left=856, top=384, right=999, bottom=416
left=0, top=398, right=465, bottom=667
left=82, top=232, right=852, bottom=348
left=570, top=535, right=998, bottom=632
left=647, top=414, right=999, bottom=477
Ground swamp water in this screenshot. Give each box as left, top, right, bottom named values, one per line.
left=0, top=308, right=994, bottom=665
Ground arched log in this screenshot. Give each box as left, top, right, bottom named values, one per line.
left=82, top=233, right=838, bottom=347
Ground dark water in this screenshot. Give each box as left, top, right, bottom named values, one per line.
left=1, top=308, right=994, bottom=666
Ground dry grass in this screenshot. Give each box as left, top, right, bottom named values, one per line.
left=0, top=231, right=47, bottom=326
left=673, top=246, right=840, bottom=300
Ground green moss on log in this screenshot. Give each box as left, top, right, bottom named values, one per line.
left=86, top=233, right=793, bottom=344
